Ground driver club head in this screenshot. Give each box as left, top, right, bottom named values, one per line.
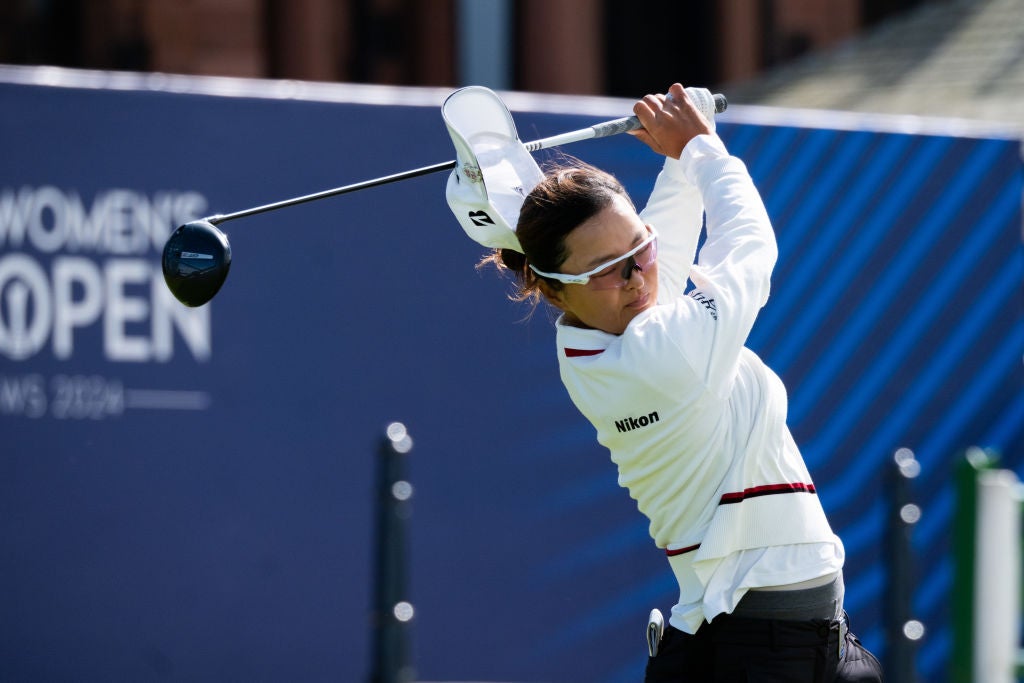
left=162, top=220, right=232, bottom=307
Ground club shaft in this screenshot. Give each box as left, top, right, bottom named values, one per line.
left=205, top=94, right=725, bottom=226
left=207, top=160, right=457, bottom=225
left=204, top=118, right=620, bottom=225
left=523, top=115, right=641, bottom=152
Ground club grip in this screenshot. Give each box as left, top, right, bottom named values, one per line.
left=522, top=89, right=729, bottom=152
left=590, top=116, right=643, bottom=139
left=590, top=91, right=728, bottom=139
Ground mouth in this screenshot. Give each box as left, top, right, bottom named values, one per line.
left=628, top=292, right=651, bottom=309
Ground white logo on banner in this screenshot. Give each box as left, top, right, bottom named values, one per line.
left=0, top=186, right=214, bottom=419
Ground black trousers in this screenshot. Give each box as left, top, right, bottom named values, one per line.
left=644, top=612, right=884, bottom=682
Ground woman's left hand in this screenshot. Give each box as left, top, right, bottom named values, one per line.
left=630, top=83, right=714, bottom=159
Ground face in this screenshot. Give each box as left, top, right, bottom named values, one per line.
left=542, top=195, right=659, bottom=335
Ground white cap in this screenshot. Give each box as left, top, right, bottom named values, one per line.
left=442, top=86, right=544, bottom=252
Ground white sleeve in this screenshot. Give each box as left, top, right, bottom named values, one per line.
left=639, top=156, right=705, bottom=301
left=672, top=134, right=778, bottom=394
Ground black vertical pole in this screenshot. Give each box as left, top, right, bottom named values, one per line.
left=369, top=422, right=415, bottom=683
left=886, top=447, right=924, bottom=683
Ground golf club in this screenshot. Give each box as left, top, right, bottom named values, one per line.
left=162, top=93, right=727, bottom=307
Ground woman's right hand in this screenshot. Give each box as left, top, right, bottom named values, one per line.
left=629, top=83, right=714, bottom=159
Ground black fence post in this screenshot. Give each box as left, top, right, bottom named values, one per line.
left=885, top=447, right=925, bottom=683
left=369, top=422, right=415, bottom=683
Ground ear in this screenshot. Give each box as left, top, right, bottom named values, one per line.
left=538, top=280, right=569, bottom=312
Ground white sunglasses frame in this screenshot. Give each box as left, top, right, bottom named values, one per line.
left=529, top=226, right=658, bottom=286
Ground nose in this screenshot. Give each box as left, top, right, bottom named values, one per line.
left=624, top=259, right=645, bottom=288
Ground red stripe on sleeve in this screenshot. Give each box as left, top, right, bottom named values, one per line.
left=564, top=348, right=604, bottom=358
left=666, top=543, right=701, bottom=557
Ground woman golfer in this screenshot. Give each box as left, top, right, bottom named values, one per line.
left=480, top=84, right=883, bottom=682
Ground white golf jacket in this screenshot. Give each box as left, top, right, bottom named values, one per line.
left=554, top=134, right=842, bottom=632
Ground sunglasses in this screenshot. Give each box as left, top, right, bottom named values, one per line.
left=530, top=227, right=658, bottom=290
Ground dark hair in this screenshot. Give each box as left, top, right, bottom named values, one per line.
left=479, top=159, right=634, bottom=303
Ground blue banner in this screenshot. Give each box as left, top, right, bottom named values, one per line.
left=1, top=69, right=1021, bottom=683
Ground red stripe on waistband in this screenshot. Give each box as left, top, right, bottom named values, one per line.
left=719, top=482, right=817, bottom=505
left=665, top=543, right=701, bottom=557
left=663, top=485, right=816, bottom=556
left=564, top=348, right=604, bottom=358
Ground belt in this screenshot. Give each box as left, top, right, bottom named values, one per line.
left=646, top=610, right=852, bottom=676
left=704, top=609, right=849, bottom=660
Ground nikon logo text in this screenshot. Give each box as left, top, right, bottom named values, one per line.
left=615, top=411, right=660, bottom=433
